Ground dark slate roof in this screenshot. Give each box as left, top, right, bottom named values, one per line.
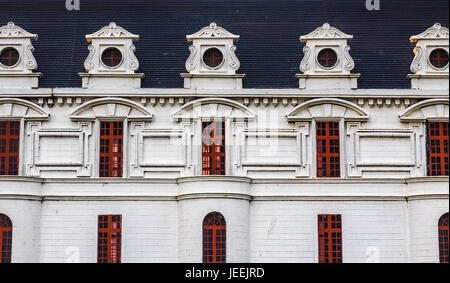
left=0, top=0, right=448, bottom=89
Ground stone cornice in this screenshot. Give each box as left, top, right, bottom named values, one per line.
left=0, top=176, right=446, bottom=202
left=1, top=88, right=448, bottom=98
left=0, top=176, right=447, bottom=185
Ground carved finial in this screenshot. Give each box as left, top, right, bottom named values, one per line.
left=7, top=22, right=15, bottom=28
left=109, top=22, right=117, bottom=29
left=210, top=22, right=217, bottom=28
left=323, top=23, right=330, bottom=29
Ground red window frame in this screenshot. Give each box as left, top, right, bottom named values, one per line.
left=316, top=122, right=341, bottom=178
left=98, top=215, right=122, bottom=264
left=318, top=48, right=338, bottom=68
left=0, top=121, right=20, bottom=176
left=427, top=122, right=449, bottom=176
left=202, top=121, right=226, bottom=176
left=0, top=48, right=20, bottom=67
left=439, top=213, right=449, bottom=264
left=203, top=48, right=224, bottom=68
left=100, top=121, right=123, bottom=178
left=318, top=214, right=343, bottom=263
left=203, top=212, right=226, bottom=264
left=0, top=214, right=12, bottom=264
left=101, top=48, right=122, bottom=68
left=429, top=49, right=449, bottom=69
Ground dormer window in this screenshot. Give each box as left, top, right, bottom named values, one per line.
left=0, top=47, right=20, bottom=67
left=409, top=23, right=449, bottom=90
left=203, top=47, right=224, bottom=69
left=429, top=48, right=449, bottom=70
left=317, top=48, right=338, bottom=69
left=80, top=22, right=143, bottom=89
left=101, top=47, right=123, bottom=68
left=297, top=23, right=359, bottom=90
left=182, top=22, right=245, bottom=90
left=0, top=22, right=41, bottom=88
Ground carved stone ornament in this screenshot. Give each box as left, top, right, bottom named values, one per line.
left=86, top=22, right=139, bottom=41
left=297, top=23, right=359, bottom=90
left=186, top=22, right=240, bottom=42
left=410, top=46, right=424, bottom=73
left=182, top=22, right=244, bottom=90
left=80, top=22, right=143, bottom=89
left=0, top=22, right=38, bottom=39
left=300, top=23, right=353, bottom=42
left=410, top=23, right=449, bottom=42
left=0, top=22, right=41, bottom=88
left=408, top=23, right=449, bottom=90
left=300, top=46, right=312, bottom=72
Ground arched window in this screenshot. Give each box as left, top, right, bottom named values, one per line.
left=203, top=212, right=226, bottom=263
left=439, top=213, right=449, bottom=263
left=0, top=214, right=12, bottom=263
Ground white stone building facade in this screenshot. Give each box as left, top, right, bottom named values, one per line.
left=0, top=21, right=448, bottom=263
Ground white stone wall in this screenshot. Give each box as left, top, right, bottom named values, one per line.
left=250, top=201, right=408, bottom=263
left=0, top=178, right=447, bottom=263
left=178, top=198, right=250, bottom=263
left=408, top=199, right=449, bottom=263
left=0, top=200, right=41, bottom=263
left=0, top=89, right=448, bottom=263
left=40, top=201, right=178, bottom=263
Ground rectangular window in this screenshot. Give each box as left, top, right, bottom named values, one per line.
left=98, top=215, right=122, bottom=264
left=100, top=121, right=123, bottom=177
left=202, top=121, right=226, bottom=176
left=318, top=214, right=343, bottom=263
left=427, top=122, right=449, bottom=176
left=316, top=122, right=340, bottom=178
left=0, top=121, right=20, bottom=176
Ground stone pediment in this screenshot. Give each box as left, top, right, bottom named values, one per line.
left=172, top=98, right=255, bottom=122
left=0, top=98, right=49, bottom=120
left=300, top=23, right=353, bottom=42
left=187, top=22, right=239, bottom=42
left=70, top=98, right=152, bottom=121
left=0, top=22, right=38, bottom=39
left=86, top=22, right=139, bottom=41
left=287, top=98, right=369, bottom=122
left=400, top=99, right=449, bottom=122
left=410, top=23, right=449, bottom=42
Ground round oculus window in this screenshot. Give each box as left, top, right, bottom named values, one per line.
left=203, top=48, right=224, bottom=69
left=429, top=48, right=449, bottom=69
left=0, top=47, right=20, bottom=67
left=317, top=48, right=338, bottom=69
left=101, top=47, right=123, bottom=68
